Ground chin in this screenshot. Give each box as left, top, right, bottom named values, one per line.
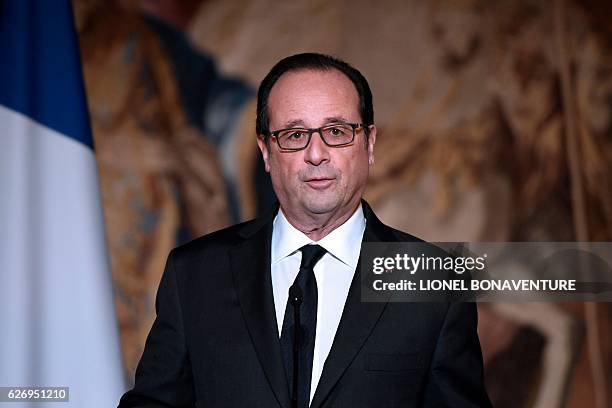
left=302, top=196, right=341, bottom=215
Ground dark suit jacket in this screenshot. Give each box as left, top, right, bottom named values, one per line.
left=119, top=201, right=491, bottom=407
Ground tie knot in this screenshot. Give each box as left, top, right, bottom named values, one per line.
left=299, top=244, right=326, bottom=270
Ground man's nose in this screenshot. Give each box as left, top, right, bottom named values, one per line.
left=303, top=131, right=330, bottom=165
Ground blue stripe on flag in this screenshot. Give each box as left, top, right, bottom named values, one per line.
left=0, top=0, right=93, bottom=149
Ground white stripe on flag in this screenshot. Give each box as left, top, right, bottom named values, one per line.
left=0, top=105, right=124, bottom=406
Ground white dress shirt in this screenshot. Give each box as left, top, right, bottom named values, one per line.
left=271, top=204, right=366, bottom=404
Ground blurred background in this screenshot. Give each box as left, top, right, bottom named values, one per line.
left=73, top=0, right=612, bottom=406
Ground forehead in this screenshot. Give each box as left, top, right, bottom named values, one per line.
left=267, top=69, right=360, bottom=127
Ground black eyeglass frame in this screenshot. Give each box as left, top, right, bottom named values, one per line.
left=267, top=122, right=368, bottom=151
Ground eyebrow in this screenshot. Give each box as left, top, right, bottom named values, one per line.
left=323, top=116, right=351, bottom=124
left=283, top=119, right=307, bottom=129
left=281, top=116, right=353, bottom=129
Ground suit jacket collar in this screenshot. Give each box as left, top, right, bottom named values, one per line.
left=235, top=200, right=394, bottom=241
left=309, top=200, right=400, bottom=408
left=230, top=204, right=291, bottom=408
left=231, top=200, right=405, bottom=408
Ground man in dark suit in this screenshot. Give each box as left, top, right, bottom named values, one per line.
left=119, top=53, right=491, bottom=407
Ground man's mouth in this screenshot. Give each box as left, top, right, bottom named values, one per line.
left=304, top=177, right=335, bottom=189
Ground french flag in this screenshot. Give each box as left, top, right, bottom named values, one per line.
left=0, top=1, right=124, bottom=406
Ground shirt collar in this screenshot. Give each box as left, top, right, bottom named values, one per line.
left=271, top=204, right=366, bottom=268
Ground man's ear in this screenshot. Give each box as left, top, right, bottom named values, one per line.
left=366, top=125, right=377, bottom=166
left=256, top=135, right=271, bottom=172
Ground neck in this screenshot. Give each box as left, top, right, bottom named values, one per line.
left=281, top=201, right=361, bottom=241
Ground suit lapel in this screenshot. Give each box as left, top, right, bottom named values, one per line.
left=310, top=202, right=398, bottom=408
left=230, top=213, right=291, bottom=408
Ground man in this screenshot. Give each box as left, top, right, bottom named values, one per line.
left=119, top=53, right=491, bottom=407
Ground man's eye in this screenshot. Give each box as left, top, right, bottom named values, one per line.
left=288, top=132, right=305, bottom=139
left=326, top=126, right=349, bottom=136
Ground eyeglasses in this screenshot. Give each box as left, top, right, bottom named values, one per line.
left=268, top=122, right=366, bottom=151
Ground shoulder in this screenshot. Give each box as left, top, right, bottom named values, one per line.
left=383, top=223, right=424, bottom=243
left=169, top=217, right=267, bottom=264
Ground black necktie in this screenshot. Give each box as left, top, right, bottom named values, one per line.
left=280, top=244, right=326, bottom=408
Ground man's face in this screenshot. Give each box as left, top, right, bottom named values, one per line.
left=257, top=69, right=377, bottom=221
